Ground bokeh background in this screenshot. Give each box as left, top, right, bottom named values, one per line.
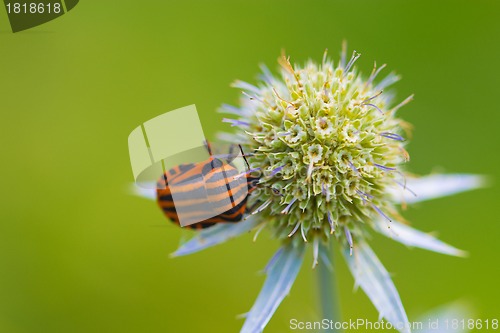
left=1, top=1, right=499, bottom=332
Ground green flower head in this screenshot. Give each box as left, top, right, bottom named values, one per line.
left=222, top=48, right=414, bottom=258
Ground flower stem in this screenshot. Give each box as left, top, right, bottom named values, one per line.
left=317, top=244, right=342, bottom=333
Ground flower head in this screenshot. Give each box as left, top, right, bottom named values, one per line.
left=222, top=50, right=414, bottom=258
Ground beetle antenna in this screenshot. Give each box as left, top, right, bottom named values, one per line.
left=204, top=140, right=213, bottom=156
left=239, top=144, right=251, bottom=169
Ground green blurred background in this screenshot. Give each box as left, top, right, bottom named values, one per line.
left=0, top=1, right=498, bottom=332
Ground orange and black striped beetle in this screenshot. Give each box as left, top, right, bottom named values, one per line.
left=156, top=144, right=260, bottom=229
